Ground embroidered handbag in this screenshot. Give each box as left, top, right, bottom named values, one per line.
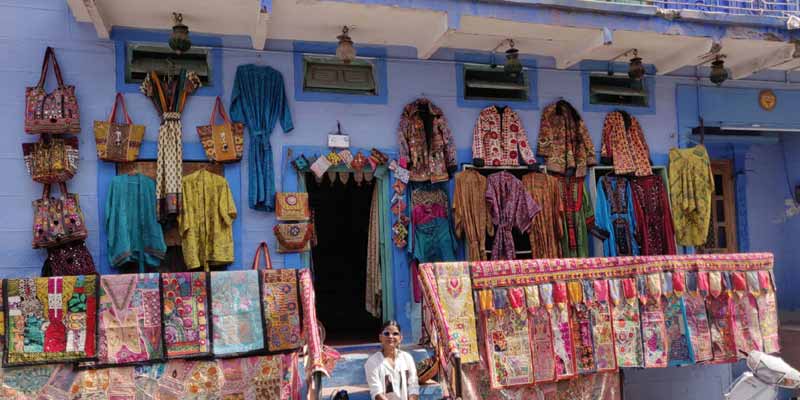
left=254, top=242, right=304, bottom=352
left=196, top=96, right=244, bottom=163
left=41, top=240, right=96, bottom=277
left=275, top=192, right=310, bottom=221
left=93, top=93, right=144, bottom=162
left=273, top=223, right=314, bottom=253
left=22, top=136, right=79, bottom=184
left=25, top=47, right=80, bottom=134
left=32, top=182, right=88, bottom=249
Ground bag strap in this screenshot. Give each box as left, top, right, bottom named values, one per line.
left=108, top=93, right=133, bottom=125
left=210, top=96, right=232, bottom=125
left=36, top=47, right=66, bottom=89
left=252, top=241, right=273, bottom=270
left=41, top=184, right=51, bottom=200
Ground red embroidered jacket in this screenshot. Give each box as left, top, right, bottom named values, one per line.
left=471, top=106, right=536, bottom=167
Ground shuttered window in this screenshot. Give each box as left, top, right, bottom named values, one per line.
left=463, top=64, right=530, bottom=102
left=125, top=43, right=212, bottom=86
left=303, top=56, right=377, bottom=95
left=589, top=74, right=648, bottom=107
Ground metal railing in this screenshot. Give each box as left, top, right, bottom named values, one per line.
left=607, top=0, right=800, bottom=17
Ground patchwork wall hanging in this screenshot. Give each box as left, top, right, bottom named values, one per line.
left=683, top=292, right=713, bottom=363
left=161, top=272, right=211, bottom=359
left=262, top=269, right=303, bottom=352
left=434, top=263, right=479, bottom=364
left=568, top=281, right=597, bottom=375
left=640, top=300, right=668, bottom=368
left=756, top=286, right=780, bottom=354
left=662, top=296, right=692, bottom=366
left=526, top=285, right=556, bottom=383
left=4, top=275, right=98, bottom=366
left=707, top=293, right=738, bottom=363
left=609, top=280, right=643, bottom=368
left=588, top=280, right=617, bottom=372
left=92, top=273, right=164, bottom=367
left=479, top=288, right=534, bottom=389
left=550, top=282, right=577, bottom=381
left=732, top=293, right=763, bottom=354
left=210, top=270, right=265, bottom=357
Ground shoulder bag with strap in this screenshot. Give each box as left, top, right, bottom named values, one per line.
left=254, top=241, right=304, bottom=352
left=25, top=47, right=80, bottom=134
left=22, top=136, right=79, bottom=184
left=94, top=93, right=145, bottom=162
left=32, top=182, right=88, bottom=249
left=196, top=96, right=244, bottom=163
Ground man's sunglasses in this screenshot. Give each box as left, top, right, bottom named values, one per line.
left=381, top=331, right=401, bottom=337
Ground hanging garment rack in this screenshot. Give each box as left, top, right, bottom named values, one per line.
left=461, top=163, right=547, bottom=174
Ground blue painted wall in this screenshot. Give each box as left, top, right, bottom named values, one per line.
left=2, top=1, right=800, bottom=398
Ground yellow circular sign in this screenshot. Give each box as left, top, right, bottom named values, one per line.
left=759, top=89, right=777, bottom=111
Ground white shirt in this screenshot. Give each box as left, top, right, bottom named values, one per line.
left=364, top=350, right=420, bottom=400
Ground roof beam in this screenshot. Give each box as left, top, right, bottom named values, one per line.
left=652, top=38, right=715, bottom=75
left=728, top=43, right=795, bottom=79
left=418, top=29, right=451, bottom=60
left=66, top=0, right=110, bottom=39
left=555, top=27, right=612, bottom=69
left=251, top=7, right=270, bottom=50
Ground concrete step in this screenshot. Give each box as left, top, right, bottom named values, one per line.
left=320, top=381, right=443, bottom=400
left=322, top=343, right=434, bottom=388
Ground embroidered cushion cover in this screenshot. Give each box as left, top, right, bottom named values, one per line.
left=4, top=276, right=97, bottom=366
left=261, top=269, right=303, bottom=352
left=162, top=272, right=211, bottom=358
left=92, top=273, right=164, bottom=366
left=210, top=270, right=265, bottom=357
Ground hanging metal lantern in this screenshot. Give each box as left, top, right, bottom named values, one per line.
left=336, top=26, right=356, bottom=64
left=169, top=12, right=191, bottom=55
left=628, top=51, right=645, bottom=80
left=710, top=57, right=728, bottom=86
left=504, top=40, right=523, bottom=79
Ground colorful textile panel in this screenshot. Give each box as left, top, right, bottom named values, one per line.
left=4, top=276, right=97, bottom=366
left=611, top=300, right=643, bottom=368
left=640, top=300, right=668, bottom=368
left=756, top=289, right=780, bottom=354
left=162, top=272, right=211, bottom=358
left=588, top=301, right=617, bottom=372
left=435, top=263, right=480, bottom=364
left=210, top=270, right=265, bottom=357
left=550, top=305, right=577, bottom=380
left=570, top=303, right=597, bottom=374
left=683, top=292, right=713, bottom=363
left=480, top=289, right=534, bottom=389
left=262, top=269, right=303, bottom=352
left=95, top=273, right=164, bottom=366
left=707, top=294, right=738, bottom=363
left=528, top=287, right=557, bottom=383
left=0, top=280, right=4, bottom=339
left=662, top=296, right=692, bottom=366
left=732, top=293, right=763, bottom=354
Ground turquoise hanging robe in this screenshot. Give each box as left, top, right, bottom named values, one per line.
left=230, top=64, right=294, bottom=211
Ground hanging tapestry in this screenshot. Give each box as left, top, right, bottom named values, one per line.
left=683, top=292, right=713, bottom=363
left=262, top=269, right=303, bottom=352
left=550, top=305, right=577, bottom=380
left=0, top=281, right=4, bottom=340
left=4, top=275, right=97, bottom=366
left=611, top=300, right=643, bottom=368
left=161, top=272, right=211, bottom=359
left=570, top=302, right=596, bottom=374
left=481, top=290, right=534, bottom=389
left=93, top=273, right=164, bottom=366
left=707, top=293, right=738, bottom=363
left=732, top=293, right=763, bottom=354
left=299, top=269, right=326, bottom=377
left=1, top=362, right=56, bottom=397
left=253, top=352, right=300, bottom=400
left=756, top=289, right=780, bottom=354
left=527, top=285, right=556, bottom=383
left=157, top=359, right=220, bottom=397
left=662, top=296, right=692, bottom=366
left=435, top=263, right=479, bottom=364
left=640, top=300, right=668, bottom=368
left=210, top=270, right=265, bottom=357
left=589, top=301, right=617, bottom=372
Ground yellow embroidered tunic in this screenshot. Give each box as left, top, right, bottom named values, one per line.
left=179, top=169, right=237, bottom=270
left=668, top=145, right=714, bottom=247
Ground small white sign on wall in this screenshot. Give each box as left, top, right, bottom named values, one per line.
left=328, top=133, right=350, bottom=149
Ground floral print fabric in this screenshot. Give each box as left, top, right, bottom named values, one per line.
left=662, top=296, right=692, bottom=366
left=537, top=100, right=597, bottom=177
left=210, top=270, right=265, bottom=357
left=162, top=272, right=211, bottom=358
left=600, top=111, right=651, bottom=177
left=486, top=171, right=540, bottom=260
left=435, top=263, right=480, bottom=364
left=4, top=276, right=97, bottom=366
left=472, top=106, right=536, bottom=167
left=611, top=300, right=643, bottom=368
left=640, top=301, right=668, bottom=368
left=94, top=273, right=164, bottom=366
left=481, top=301, right=534, bottom=389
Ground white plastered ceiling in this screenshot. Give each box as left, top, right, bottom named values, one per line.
left=67, top=0, right=798, bottom=80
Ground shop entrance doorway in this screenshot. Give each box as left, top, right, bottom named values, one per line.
left=306, top=172, right=382, bottom=345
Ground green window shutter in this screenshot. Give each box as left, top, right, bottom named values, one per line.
left=303, top=56, right=377, bottom=95
left=126, top=43, right=212, bottom=86
left=463, top=63, right=530, bottom=102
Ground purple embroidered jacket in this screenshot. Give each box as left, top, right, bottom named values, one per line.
left=486, top=171, right=541, bottom=260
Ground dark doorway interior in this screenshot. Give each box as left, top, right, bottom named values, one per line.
left=306, top=172, right=381, bottom=345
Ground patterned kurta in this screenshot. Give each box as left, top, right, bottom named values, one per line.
left=471, top=106, right=536, bottom=166
left=559, top=176, right=594, bottom=258
left=522, top=173, right=563, bottom=259
left=537, top=100, right=596, bottom=177
left=601, top=111, right=652, bottom=176
left=631, top=175, right=677, bottom=255
left=453, top=169, right=494, bottom=261
left=486, top=171, right=540, bottom=260
left=398, top=99, right=457, bottom=183
left=668, top=145, right=715, bottom=246
left=595, top=176, right=639, bottom=256
left=179, top=170, right=238, bottom=270
left=230, top=65, right=294, bottom=212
